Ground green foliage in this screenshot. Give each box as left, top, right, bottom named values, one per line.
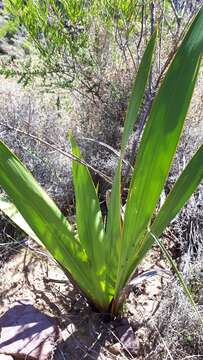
left=0, top=6, right=203, bottom=314
left=1, top=0, right=200, bottom=97
left=0, top=0, right=167, bottom=93
left=1, top=0, right=95, bottom=89
left=0, top=0, right=201, bottom=99
left=0, top=18, right=19, bottom=38
left=95, top=0, right=141, bottom=33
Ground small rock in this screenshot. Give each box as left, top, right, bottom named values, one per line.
left=0, top=301, right=61, bottom=360
left=108, top=342, right=122, bottom=355
left=112, top=318, right=140, bottom=356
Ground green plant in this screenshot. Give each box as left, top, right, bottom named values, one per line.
left=0, top=7, right=203, bottom=315
left=1, top=0, right=198, bottom=95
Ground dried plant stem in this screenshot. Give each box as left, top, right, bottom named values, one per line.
left=0, top=122, right=112, bottom=184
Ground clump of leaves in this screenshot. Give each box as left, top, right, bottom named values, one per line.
left=0, top=7, right=202, bottom=315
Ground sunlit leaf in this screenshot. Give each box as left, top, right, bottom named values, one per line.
left=116, top=8, right=203, bottom=294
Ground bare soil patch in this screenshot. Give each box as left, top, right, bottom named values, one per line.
left=0, top=239, right=171, bottom=360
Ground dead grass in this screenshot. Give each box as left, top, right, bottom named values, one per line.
left=145, top=271, right=203, bottom=360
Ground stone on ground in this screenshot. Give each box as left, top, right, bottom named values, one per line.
left=0, top=300, right=61, bottom=360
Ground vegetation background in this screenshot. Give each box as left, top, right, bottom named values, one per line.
left=0, top=1, right=202, bottom=359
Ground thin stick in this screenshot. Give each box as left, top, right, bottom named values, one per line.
left=0, top=122, right=112, bottom=184
left=78, top=135, right=133, bottom=169
left=110, top=329, right=134, bottom=360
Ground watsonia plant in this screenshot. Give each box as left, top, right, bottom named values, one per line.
left=0, top=7, right=203, bottom=315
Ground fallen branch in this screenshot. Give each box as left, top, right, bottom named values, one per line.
left=0, top=122, right=112, bottom=184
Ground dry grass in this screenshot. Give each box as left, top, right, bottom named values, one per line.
left=145, top=271, right=203, bottom=360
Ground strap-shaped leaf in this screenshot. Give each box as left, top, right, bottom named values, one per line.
left=121, top=29, right=157, bottom=152
left=106, top=31, right=157, bottom=299
left=123, top=144, right=203, bottom=287
left=152, top=144, right=203, bottom=236
left=0, top=194, right=41, bottom=245
left=69, top=134, right=109, bottom=306
left=105, top=161, right=122, bottom=299
left=117, top=8, right=203, bottom=292
left=0, top=140, right=98, bottom=306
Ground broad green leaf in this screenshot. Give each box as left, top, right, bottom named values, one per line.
left=0, top=193, right=41, bottom=245
left=123, top=144, right=203, bottom=288
left=69, top=133, right=109, bottom=306
left=117, top=7, right=203, bottom=293
left=106, top=30, right=157, bottom=299
left=105, top=161, right=122, bottom=300
left=152, top=144, right=203, bottom=236
left=0, top=140, right=104, bottom=309
left=121, top=29, right=157, bottom=153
